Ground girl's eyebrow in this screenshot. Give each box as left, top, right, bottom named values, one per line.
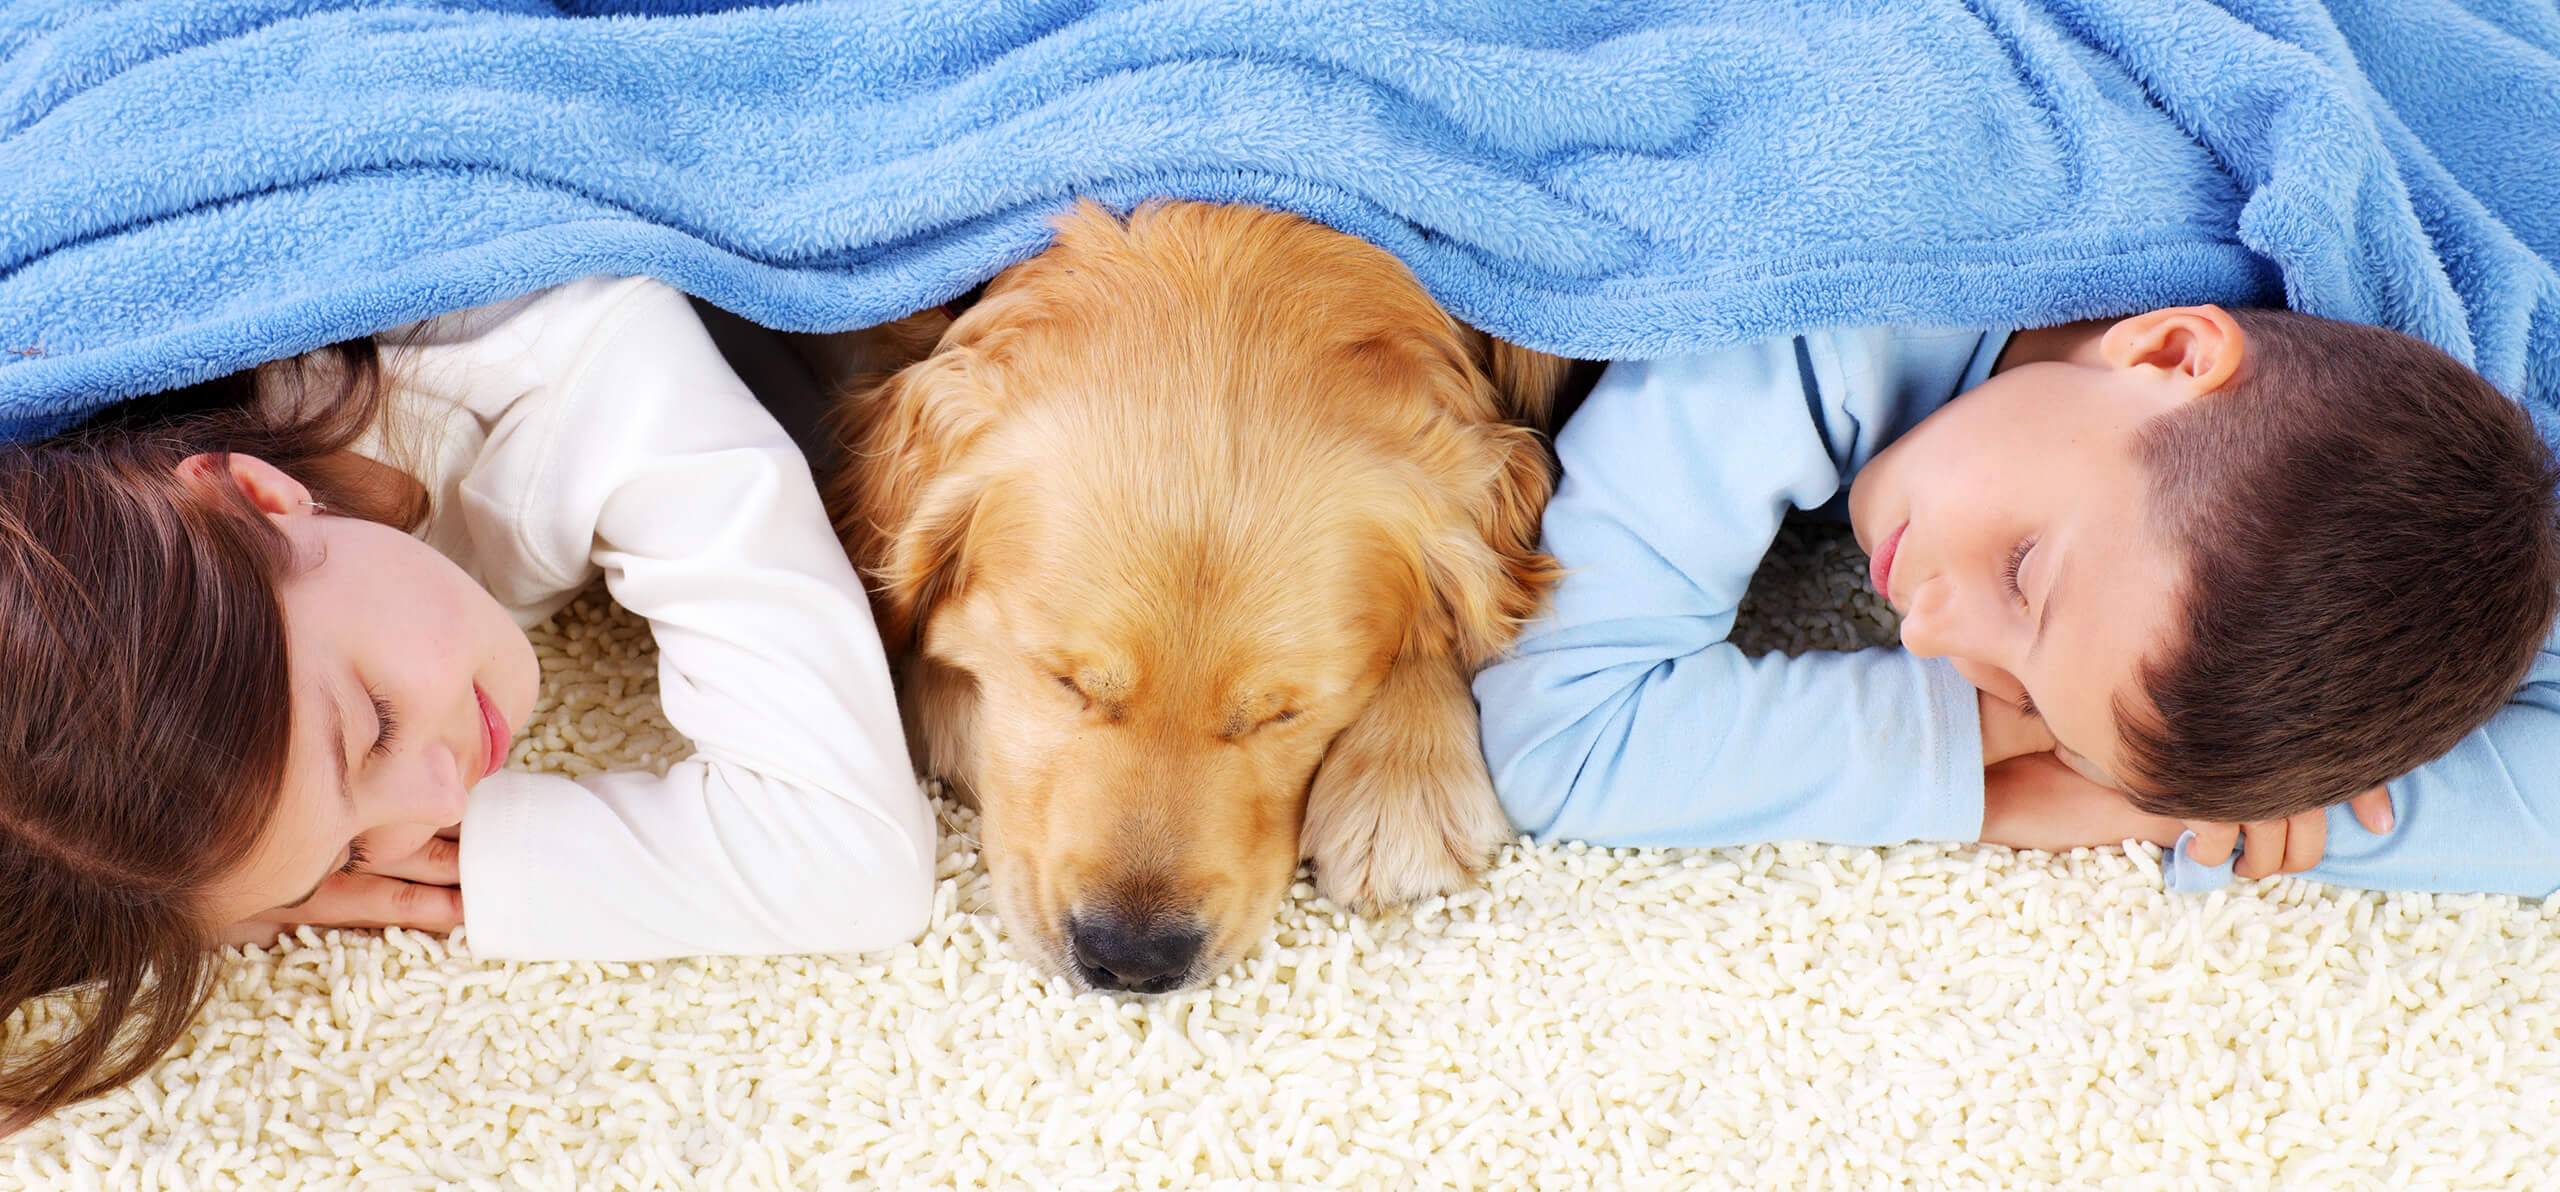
left=268, top=687, right=363, bottom=913
left=327, top=681, right=359, bottom=811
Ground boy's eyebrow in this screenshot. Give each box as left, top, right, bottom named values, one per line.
left=2029, top=548, right=2066, bottom=662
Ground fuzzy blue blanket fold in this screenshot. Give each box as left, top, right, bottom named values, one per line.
left=1, top=0, right=2554, bottom=441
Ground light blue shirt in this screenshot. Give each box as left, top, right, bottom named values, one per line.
left=1476, top=328, right=2560, bottom=898
left=1475, top=328, right=2001, bottom=852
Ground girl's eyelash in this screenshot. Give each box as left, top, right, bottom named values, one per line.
left=337, top=838, right=369, bottom=876
left=2018, top=692, right=2040, bottom=720
left=368, top=688, right=398, bottom=758
left=2002, top=539, right=2036, bottom=604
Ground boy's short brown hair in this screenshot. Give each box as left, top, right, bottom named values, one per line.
left=2116, top=309, right=2560, bottom=823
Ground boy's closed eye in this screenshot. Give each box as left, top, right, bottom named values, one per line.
left=2002, top=538, right=2036, bottom=610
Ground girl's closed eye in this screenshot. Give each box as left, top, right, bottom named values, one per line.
left=337, top=837, right=370, bottom=876
left=367, top=688, right=399, bottom=758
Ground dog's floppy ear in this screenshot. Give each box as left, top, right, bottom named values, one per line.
left=1368, top=333, right=1559, bottom=666
left=822, top=348, right=996, bottom=648
left=1409, top=414, right=1563, bottom=666
left=1350, top=321, right=1566, bottom=666
left=1473, top=335, right=1576, bottom=426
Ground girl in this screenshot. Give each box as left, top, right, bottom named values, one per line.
left=0, top=276, right=937, bottom=1131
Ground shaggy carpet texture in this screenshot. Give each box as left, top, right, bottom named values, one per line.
left=7, top=518, right=2557, bottom=1191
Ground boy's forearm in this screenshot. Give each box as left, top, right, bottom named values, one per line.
left=1480, top=639, right=1986, bottom=848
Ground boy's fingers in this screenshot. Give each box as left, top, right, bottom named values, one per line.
left=2278, top=809, right=2326, bottom=874
left=2347, top=786, right=2396, bottom=835
left=278, top=873, right=465, bottom=934
left=359, top=833, right=460, bottom=887
left=2181, top=821, right=2240, bottom=867
left=2233, top=821, right=2291, bottom=879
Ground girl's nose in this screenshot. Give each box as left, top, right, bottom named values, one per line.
left=387, top=745, right=472, bottom=828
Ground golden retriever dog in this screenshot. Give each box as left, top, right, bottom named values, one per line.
left=810, top=200, right=1571, bottom=993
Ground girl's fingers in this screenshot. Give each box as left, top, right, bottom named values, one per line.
left=216, top=918, right=292, bottom=949
left=358, top=833, right=461, bottom=886
left=275, top=872, right=465, bottom=934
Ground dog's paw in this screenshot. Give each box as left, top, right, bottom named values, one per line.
left=1300, top=657, right=1512, bottom=913
left=1300, top=767, right=1495, bottom=905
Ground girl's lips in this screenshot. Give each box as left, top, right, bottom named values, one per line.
left=1870, top=522, right=1907, bottom=604
left=474, top=682, right=509, bottom=780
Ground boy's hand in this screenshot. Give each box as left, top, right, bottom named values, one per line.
left=2180, top=787, right=2396, bottom=880
left=1981, top=753, right=2185, bottom=851
left=1978, top=689, right=2057, bottom=766
left=218, top=827, right=464, bottom=947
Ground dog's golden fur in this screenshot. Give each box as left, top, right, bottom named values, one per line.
left=813, top=200, right=1567, bottom=991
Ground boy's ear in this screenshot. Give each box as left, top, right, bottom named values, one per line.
left=2100, top=305, right=2246, bottom=397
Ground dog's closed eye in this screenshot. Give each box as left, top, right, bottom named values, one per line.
left=1216, top=705, right=1302, bottom=741
left=1052, top=672, right=1130, bottom=722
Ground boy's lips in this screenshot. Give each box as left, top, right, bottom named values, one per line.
left=1870, top=522, right=1907, bottom=604
left=474, top=682, right=509, bottom=780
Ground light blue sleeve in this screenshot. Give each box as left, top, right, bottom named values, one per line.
left=1472, top=343, right=1986, bottom=850
left=2169, top=622, right=2560, bottom=897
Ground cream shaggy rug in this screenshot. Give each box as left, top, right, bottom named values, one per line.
left=8, top=517, right=2558, bottom=1191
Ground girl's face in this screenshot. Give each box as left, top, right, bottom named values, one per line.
left=198, top=455, right=540, bottom=927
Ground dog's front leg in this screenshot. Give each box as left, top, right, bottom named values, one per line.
left=1300, top=651, right=1514, bottom=912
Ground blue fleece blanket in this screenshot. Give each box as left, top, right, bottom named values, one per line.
left=1, top=0, right=2555, bottom=442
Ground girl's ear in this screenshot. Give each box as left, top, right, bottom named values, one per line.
left=175, top=452, right=313, bottom=515
left=2101, top=305, right=2247, bottom=397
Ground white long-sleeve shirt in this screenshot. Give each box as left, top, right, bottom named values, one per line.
left=317, top=276, right=934, bottom=961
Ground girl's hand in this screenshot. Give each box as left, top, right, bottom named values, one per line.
left=2179, top=788, right=2396, bottom=880
left=218, top=828, right=464, bottom=947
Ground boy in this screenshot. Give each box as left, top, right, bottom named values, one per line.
left=1474, top=306, right=2560, bottom=893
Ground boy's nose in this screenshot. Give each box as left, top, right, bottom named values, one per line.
left=1896, top=579, right=2016, bottom=668
left=1895, top=580, right=1957, bottom=657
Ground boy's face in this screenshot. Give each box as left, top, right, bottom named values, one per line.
left=1847, top=307, right=2244, bottom=791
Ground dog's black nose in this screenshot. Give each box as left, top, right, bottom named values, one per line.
left=1068, top=914, right=1205, bottom=994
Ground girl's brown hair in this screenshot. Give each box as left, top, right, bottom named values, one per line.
left=0, top=342, right=414, bottom=1134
